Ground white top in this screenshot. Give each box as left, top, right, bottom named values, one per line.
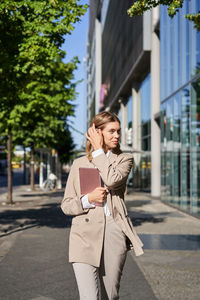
left=81, top=148, right=111, bottom=216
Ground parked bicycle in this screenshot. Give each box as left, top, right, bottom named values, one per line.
left=41, top=173, right=57, bottom=191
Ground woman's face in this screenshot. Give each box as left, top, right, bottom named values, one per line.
left=101, top=121, right=121, bottom=151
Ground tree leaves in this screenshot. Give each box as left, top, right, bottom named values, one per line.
left=0, top=0, right=88, bottom=162
left=127, top=0, right=200, bottom=31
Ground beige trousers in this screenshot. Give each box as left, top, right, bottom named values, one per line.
left=72, top=216, right=127, bottom=300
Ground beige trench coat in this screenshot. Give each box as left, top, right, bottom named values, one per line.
left=61, top=151, right=144, bottom=267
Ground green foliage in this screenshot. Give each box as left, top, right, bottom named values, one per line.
left=127, top=0, right=200, bottom=31
left=127, top=0, right=183, bottom=17
left=186, top=11, right=200, bottom=31
left=51, top=124, right=75, bottom=163
left=0, top=0, right=88, bottom=162
left=12, top=155, right=23, bottom=163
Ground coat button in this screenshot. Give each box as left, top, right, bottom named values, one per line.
left=85, top=218, right=89, bottom=222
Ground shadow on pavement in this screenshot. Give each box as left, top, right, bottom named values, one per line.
left=0, top=197, right=166, bottom=239
left=1, top=194, right=199, bottom=251
left=0, top=200, right=72, bottom=237
left=0, top=206, right=166, bottom=239
left=126, top=200, right=152, bottom=207
left=130, top=214, right=164, bottom=227
left=0, top=189, right=168, bottom=238
left=19, top=190, right=64, bottom=198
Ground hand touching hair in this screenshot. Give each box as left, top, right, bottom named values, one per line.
left=86, top=111, right=122, bottom=161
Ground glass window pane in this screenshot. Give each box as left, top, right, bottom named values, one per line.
left=172, top=12, right=181, bottom=92
left=160, top=6, right=167, bottom=100
left=180, top=1, right=190, bottom=85
left=141, top=74, right=151, bottom=123
left=127, top=95, right=133, bottom=129
left=161, top=151, right=167, bottom=199
left=166, top=13, right=172, bottom=97
left=190, top=0, right=200, bottom=79
left=166, top=151, right=173, bottom=201
left=161, top=103, right=167, bottom=201
left=173, top=93, right=181, bottom=146
left=180, top=151, right=190, bottom=211
left=181, top=86, right=190, bottom=211
left=181, top=87, right=190, bottom=147
left=166, top=98, right=173, bottom=151
left=140, top=154, right=151, bottom=192
left=191, top=78, right=200, bottom=214
left=161, top=103, right=167, bottom=147
left=173, top=151, right=181, bottom=205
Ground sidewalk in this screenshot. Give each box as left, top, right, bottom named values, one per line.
left=0, top=185, right=63, bottom=237
left=0, top=186, right=200, bottom=299
left=0, top=186, right=156, bottom=300
left=125, top=190, right=200, bottom=300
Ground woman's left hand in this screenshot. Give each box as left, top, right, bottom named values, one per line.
left=86, top=124, right=103, bottom=150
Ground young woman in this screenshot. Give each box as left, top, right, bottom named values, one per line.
left=61, top=111, right=143, bottom=300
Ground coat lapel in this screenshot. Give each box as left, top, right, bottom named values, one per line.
left=108, top=151, right=118, bottom=165
left=107, top=151, right=118, bottom=215
left=89, top=151, right=118, bottom=168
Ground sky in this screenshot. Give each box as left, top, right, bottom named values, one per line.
left=62, top=0, right=89, bottom=150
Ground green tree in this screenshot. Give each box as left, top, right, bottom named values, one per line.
left=0, top=0, right=87, bottom=203
left=127, top=0, right=200, bottom=31
left=12, top=57, right=78, bottom=190
left=51, top=124, right=75, bottom=164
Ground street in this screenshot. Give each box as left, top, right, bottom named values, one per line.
left=0, top=187, right=200, bottom=299
left=0, top=168, right=39, bottom=189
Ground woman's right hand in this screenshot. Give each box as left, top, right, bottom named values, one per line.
left=86, top=124, right=103, bottom=151
left=88, top=187, right=107, bottom=206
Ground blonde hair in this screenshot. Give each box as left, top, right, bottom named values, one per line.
left=86, top=111, right=122, bottom=161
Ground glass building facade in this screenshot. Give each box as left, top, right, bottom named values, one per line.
left=160, top=1, right=200, bottom=216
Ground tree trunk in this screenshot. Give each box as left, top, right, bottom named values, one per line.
left=23, top=146, right=26, bottom=185
left=30, top=144, right=35, bottom=190
left=7, top=129, right=13, bottom=204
